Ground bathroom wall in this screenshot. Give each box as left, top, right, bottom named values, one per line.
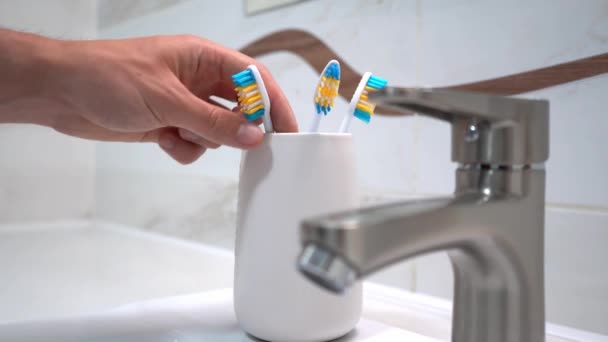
left=97, top=0, right=608, bottom=334
left=0, top=0, right=97, bottom=222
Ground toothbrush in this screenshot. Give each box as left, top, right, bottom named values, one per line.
left=309, top=60, right=341, bottom=132
left=232, top=65, right=273, bottom=133
left=338, top=72, right=388, bottom=133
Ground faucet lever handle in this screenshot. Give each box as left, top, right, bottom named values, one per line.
left=370, top=87, right=549, bottom=166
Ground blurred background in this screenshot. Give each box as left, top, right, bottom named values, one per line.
left=0, top=0, right=607, bottom=335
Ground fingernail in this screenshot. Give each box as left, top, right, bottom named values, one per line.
left=179, top=129, right=200, bottom=142
left=236, top=123, right=263, bottom=145
left=159, top=135, right=176, bottom=150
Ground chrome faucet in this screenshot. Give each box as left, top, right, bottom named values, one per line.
left=297, top=88, right=549, bottom=342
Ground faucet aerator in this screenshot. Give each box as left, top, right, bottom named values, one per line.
left=297, top=244, right=357, bottom=294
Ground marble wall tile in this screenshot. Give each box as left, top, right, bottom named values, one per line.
left=527, top=75, right=608, bottom=208
left=95, top=169, right=238, bottom=249
left=418, top=0, right=608, bottom=86
left=98, top=0, right=184, bottom=29
left=0, top=161, right=94, bottom=222
left=0, top=1, right=97, bottom=222
left=0, top=0, right=97, bottom=39
left=0, top=125, right=95, bottom=221
left=416, top=0, right=608, bottom=208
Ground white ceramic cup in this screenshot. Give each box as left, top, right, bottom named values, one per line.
left=234, top=133, right=362, bottom=342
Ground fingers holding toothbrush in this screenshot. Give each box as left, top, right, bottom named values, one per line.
left=147, top=35, right=298, bottom=155
left=186, top=39, right=299, bottom=133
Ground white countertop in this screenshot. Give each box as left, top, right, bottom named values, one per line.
left=0, top=221, right=604, bottom=341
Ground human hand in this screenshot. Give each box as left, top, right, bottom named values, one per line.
left=0, top=31, right=298, bottom=163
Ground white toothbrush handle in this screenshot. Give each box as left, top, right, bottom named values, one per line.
left=339, top=114, right=352, bottom=133
left=339, top=72, right=371, bottom=133
left=248, top=65, right=273, bottom=133
left=262, top=110, right=273, bottom=133
left=309, top=114, right=322, bottom=132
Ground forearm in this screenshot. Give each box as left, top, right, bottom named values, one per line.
left=0, top=29, right=65, bottom=126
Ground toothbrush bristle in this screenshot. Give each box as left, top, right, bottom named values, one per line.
left=353, top=74, right=387, bottom=124
left=366, top=75, right=388, bottom=90
left=314, top=62, right=341, bottom=115
left=232, top=68, right=265, bottom=121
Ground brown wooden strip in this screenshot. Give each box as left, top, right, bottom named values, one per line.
left=445, top=53, right=608, bottom=95
left=240, top=29, right=608, bottom=116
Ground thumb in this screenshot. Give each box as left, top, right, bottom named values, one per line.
left=171, top=93, right=264, bottom=149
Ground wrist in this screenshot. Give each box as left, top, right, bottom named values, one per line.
left=0, top=30, right=66, bottom=126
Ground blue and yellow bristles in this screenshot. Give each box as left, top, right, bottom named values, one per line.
left=339, top=72, right=387, bottom=133
left=309, top=60, right=340, bottom=132
left=232, top=65, right=273, bottom=133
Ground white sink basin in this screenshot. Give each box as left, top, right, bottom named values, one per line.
left=0, top=288, right=435, bottom=341
left=0, top=221, right=603, bottom=341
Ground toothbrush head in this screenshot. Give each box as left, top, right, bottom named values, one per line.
left=232, top=65, right=272, bottom=131
left=350, top=72, right=388, bottom=123
left=314, top=60, right=341, bottom=116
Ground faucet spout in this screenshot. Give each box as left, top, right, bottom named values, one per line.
left=299, top=196, right=456, bottom=280
left=298, top=167, right=546, bottom=342
left=297, top=196, right=454, bottom=292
